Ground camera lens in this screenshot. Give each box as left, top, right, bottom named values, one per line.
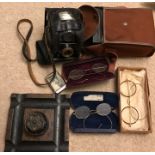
left=62, top=47, right=74, bottom=58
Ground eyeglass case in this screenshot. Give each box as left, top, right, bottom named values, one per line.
left=62, top=52, right=117, bottom=88
left=70, top=91, right=119, bottom=133
left=117, top=67, right=152, bottom=133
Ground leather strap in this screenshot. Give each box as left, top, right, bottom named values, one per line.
left=17, top=19, right=47, bottom=86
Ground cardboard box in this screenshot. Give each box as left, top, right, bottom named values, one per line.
left=117, top=67, right=152, bottom=133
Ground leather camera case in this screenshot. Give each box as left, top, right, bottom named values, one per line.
left=81, top=6, right=155, bottom=57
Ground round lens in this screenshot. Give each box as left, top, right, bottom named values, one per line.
left=120, top=80, right=137, bottom=97
left=96, top=103, right=112, bottom=116
left=121, top=106, right=139, bottom=126
left=74, top=106, right=90, bottom=119
left=68, top=69, right=85, bottom=80
left=92, top=63, right=108, bottom=73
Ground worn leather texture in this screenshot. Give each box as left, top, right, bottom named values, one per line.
left=86, top=7, right=155, bottom=57
left=104, top=8, right=155, bottom=44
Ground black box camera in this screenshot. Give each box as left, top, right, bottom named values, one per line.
left=36, top=8, right=84, bottom=65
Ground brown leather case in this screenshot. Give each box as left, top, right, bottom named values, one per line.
left=83, top=7, right=155, bottom=57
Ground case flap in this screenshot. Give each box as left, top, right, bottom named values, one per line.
left=104, top=8, right=155, bottom=45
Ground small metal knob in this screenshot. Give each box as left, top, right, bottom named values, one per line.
left=123, top=22, right=128, bottom=26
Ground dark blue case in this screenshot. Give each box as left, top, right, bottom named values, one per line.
left=70, top=91, right=119, bottom=133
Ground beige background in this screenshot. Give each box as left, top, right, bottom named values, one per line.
left=0, top=2, right=155, bottom=152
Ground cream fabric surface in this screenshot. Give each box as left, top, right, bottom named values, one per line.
left=0, top=2, right=155, bottom=152
left=119, top=68, right=150, bottom=132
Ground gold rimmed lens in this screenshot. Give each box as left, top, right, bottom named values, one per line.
left=121, top=106, right=139, bottom=126
left=120, top=80, right=137, bottom=97
left=120, top=79, right=138, bottom=127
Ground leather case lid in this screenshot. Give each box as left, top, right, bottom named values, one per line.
left=104, top=8, right=155, bottom=46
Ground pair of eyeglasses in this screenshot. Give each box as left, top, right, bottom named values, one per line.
left=120, top=79, right=146, bottom=127
left=73, top=103, right=115, bottom=129
left=68, top=63, right=108, bottom=81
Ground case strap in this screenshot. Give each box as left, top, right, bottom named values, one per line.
left=17, top=19, right=48, bottom=86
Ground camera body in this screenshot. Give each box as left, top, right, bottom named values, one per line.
left=36, top=8, right=84, bottom=65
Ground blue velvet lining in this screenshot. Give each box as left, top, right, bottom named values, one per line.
left=70, top=91, right=119, bottom=133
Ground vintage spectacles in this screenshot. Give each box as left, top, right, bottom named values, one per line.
left=73, top=103, right=116, bottom=129
left=68, top=63, right=108, bottom=81
left=120, top=79, right=146, bottom=127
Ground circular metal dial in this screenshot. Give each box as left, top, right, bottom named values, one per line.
left=25, top=112, right=48, bottom=136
